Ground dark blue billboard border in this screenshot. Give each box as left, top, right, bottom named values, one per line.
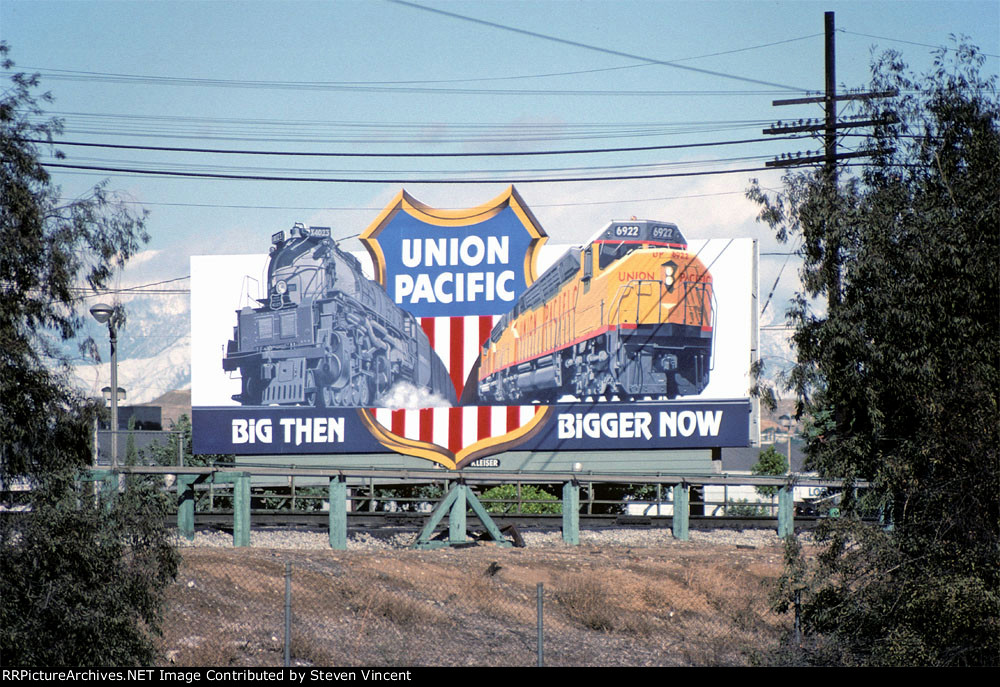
left=193, top=400, right=750, bottom=462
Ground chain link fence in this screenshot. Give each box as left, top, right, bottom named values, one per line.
left=159, top=544, right=789, bottom=667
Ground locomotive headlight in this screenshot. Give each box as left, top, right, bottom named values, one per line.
left=662, top=260, right=678, bottom=292
left=275, top=280, right=288, bottom=295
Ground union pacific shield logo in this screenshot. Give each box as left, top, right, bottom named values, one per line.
left=359, top=186, right=549, bottom=468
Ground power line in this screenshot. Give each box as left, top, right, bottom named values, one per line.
left=840, top=29, right=1000, bottom=59
left=17, top=31, right=823, bottom=92
left=36, top=111, right=769, bottom=132
left=16, top=32, right=826, bottom=91
left=46, top=152, right=775, bottom=176
left=386, top=0, right=810, bottom=92
left=17, top=71, right=799, bottom=97
left=60, top=189, right=751, bottom=211
left=36, top=123, right=775, bottom=145
left=42, top=161, right=779, bottom=183
left=31, top=135, right=807, bottom=158
left=760, top=239, right=802, bottom=316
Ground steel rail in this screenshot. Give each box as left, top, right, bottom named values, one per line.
left=111, top=464, right=863, bottom=489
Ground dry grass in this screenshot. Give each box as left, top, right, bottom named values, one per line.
left=159, top=540, right=796, bottom=667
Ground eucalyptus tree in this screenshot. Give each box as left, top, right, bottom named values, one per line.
left=0, top=43, right=178, bottom=666
left=749, top=42, right=999, bottom=666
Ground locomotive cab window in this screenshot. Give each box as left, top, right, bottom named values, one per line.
left=598, top=241, right=635, bottom=270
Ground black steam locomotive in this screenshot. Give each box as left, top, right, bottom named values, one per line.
left=223, top=224, right=455, bottom=407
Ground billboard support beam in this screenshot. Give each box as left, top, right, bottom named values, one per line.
left=672, top=483, right=690, bottom=541
left=177, top=475, right=197, bottom=540
left=412, top=483, right=512, bottom=549
left=778, top=485, right=794, bottom=538
left=562, top=481, right=580, bottom=545
left=328, top=476, right=347, bottom=550
left=212, top=471, right=251, bottom=547
left=449, top=483, right=467, bottom=544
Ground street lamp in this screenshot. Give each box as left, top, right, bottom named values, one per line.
left=101, top=386, right=126, bottom=406
left=90, top=303, right=119, bottom=469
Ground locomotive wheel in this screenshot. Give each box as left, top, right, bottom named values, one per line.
left=594, top=372, right=613, bottom=397
left=489, top=374, right=505, bottom=404
left=305, top=369, right=319, bottom=407
left=242, top=376, right=264, bottom=406
left=373, top=354, right=391, bottom=402
left=321, top=385, right=337, bottom=408
left=351, top=375, right=370, bottom=406
left=665, top=373, right=679, bottom=399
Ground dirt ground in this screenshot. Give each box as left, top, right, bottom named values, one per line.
left=159, top=536, right=798, bottom=667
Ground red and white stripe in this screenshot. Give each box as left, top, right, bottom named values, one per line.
left=371, top=315, right=543, bottom=456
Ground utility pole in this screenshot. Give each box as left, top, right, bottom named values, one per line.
left=763, top=11, right=896, bottom=309
left=824, top=10, right=837, bottom=186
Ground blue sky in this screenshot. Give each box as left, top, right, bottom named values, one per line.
left=2, top=0, right=998, bottom=398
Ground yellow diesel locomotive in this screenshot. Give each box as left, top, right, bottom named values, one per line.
left=477, top=219, right=714, bottom=403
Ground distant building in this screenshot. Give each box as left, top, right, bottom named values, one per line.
left=98, top=404, right=162, bottom=431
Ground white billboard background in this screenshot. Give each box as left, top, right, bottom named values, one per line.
left=191, top=238, right=754, bottom=407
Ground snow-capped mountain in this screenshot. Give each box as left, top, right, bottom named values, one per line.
left=71, top=292, right=192, bottom=406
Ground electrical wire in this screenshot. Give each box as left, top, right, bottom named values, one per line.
left=760, top=239, right=802, bottom=317
left=44, top=152, right=775, bottom=176
left=42, top=161, right=778, bottom=183
left=840, top=29, right=1000, bottom=59
left=58, top=188, right=750, bottom=211
left=386, top=0, right=810, bottom=92
left=29, top=134, right=808, bottom=158
left=15, top=72, right=801, bottom=97
left=17, top=28, right=825, bottom=94
left=20, top=32, right=825, bottom=90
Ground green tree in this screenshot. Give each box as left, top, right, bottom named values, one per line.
left=752, top=445, right=788, bottom=498
left=481, top=484, right=561, bottom=514
left=0, top=44, right=179, bottom=666
left=748, top=42, right=999, bottom=666
left=144, top=413, right=231, bottom=469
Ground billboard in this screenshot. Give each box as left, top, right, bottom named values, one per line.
left=192, top=187, right=754, bottom=469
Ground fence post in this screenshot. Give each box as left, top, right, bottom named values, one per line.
left=284, top=562, right=292, bottom=667
left=329, top=476, right=347, bottom=550
left=778, top=485, right=794, bottom=538
left=536, top=582, right=544, bottom=667
left=233, top=472, right=251, bottom=547
left=672, top=483, right=689, bottom=541
left=562, top=481, right=579, bottom=545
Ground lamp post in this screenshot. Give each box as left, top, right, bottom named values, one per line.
left=90, top=303, right=119, bottom=469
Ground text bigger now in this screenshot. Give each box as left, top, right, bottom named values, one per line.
left=556, top=410, right=723, bottom=440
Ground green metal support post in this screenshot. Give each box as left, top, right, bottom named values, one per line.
left=205, top=471, right=251, bottom=547
left=672, top=483, right=690, bottom=541
left=233, top=472, right=251, bottom=547
left=449, top=483, right=467, bottom=545
left=562, top=481, right=580, bottom=545
left=177, top=475, right=197, bottom=541
left=328, top=476, right=347, bottom=550
left=102, top=471, right=116, bottom=502
left=413, top=482, right=511, bottom=549
left=82, top=468, right=115, bottom=512
left=464, top=485, right=513, bottom=545
left=778, top=485, right=794, bottom=538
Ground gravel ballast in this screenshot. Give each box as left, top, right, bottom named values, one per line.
left=176, top=526, right=807, bottom=550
